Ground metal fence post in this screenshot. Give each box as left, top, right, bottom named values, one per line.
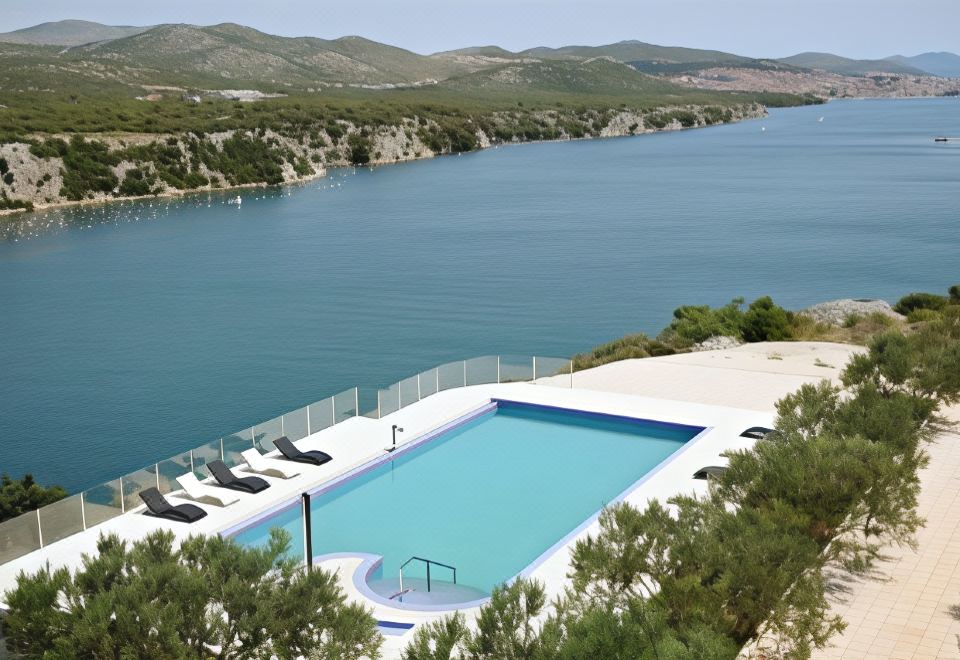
left=354, top=387, right=359, bottom=416
left=119, top=478, right=125, bottom=513
left=331, top=397, right=336, bottom=425
left=190, top=450, right=195, bottom=473
left=569, top=360, right=574, bottom=388
left=417, top=373, right=422, bottom=400
left=220, top=438, right=225, bottom=460
left=377, top=390, right=382, bottom=419
left=80, top=491, right=88, bottom=530
left=36, top=509, right=44, bottom=548
left=155, top=464, right=160, bottom=490
left=307, top=404, right=312, bottom=435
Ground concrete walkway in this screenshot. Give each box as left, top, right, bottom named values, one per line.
left=811, top=403, right=960, bottom=660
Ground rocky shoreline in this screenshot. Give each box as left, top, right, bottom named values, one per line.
left=0, top=103, right=766, bottom=216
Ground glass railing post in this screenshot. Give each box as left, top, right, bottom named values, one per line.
left=354, top=387, right=359, bottom=416
left=417, top=373, right=422, bottom=401
left=80, top=491, right=87, bottom=530
left=462, top=360, right=467, bottom=387
left=306, top=403, right=312, bottom=435
left=119, top=478, right=125, bottom=513
left=36, top=509, right=43, bottom=548
left=377, top=390, right=382, bottom=419
left=220, top=438, right=225, bottom=461
left=533, top=356, right=537, bottom=380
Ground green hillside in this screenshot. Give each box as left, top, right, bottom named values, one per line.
left=0, top=19, right=153, bottom=46
left=521, top=40, right=751, bottom=65
left=777, top=52, right=926, bottom=76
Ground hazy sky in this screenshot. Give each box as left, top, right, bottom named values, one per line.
left=2, top=0, right=958, bottom=58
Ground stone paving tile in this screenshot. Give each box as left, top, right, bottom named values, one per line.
left=812, top=403, right=960, bottom=660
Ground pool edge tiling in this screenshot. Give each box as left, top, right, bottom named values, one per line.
left=228, top=398, right=709, bottom=611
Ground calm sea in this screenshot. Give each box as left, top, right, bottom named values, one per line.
left=1, top=97, right=957, bottom=492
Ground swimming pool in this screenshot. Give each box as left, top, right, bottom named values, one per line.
left=230, top=400, right=704, bottom=605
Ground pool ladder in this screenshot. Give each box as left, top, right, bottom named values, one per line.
left=397, top=555, right=457, bottom=595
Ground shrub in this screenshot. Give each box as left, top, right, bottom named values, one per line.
left=347, top=133, right=372, bottom=165
left=949, top=285, right=960, bottom=304
left=573, top=334, right=676, bottom=371
left=660, top=298, right=745, bottom=345
left=0, top=157, right=8, bottom=174
left=907, top=308, right=941, bottom=323
left=118, top=167, right=157, bottom=197
left=0, top=474, right=66, bottom=523
left=742, top=296, right=790, bottom=342
left=3, top=528, right=382, bottom=659
left=2, top=172, right=12, bottom=185
left=893, top=291, right=949, bottom=315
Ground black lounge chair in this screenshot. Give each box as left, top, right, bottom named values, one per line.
left=740, top=426, right=775, bottom=440
left=207, top=460, right=270, bottom=493
left=139, top=487, right=207, bottom=523
left=274, top=436, right=332, bottom=466
left=693, top=466, right=727, bottom=480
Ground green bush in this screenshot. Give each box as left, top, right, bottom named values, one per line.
left=949, top=285, right=960, bottom=304
left=893, top=291, right=949, bottom=315
left=2, top=172, right=13, bottom=185
left=0, top=157, right=8, bottom=174
left=0, top=474, right=66, bottom=523
left=347, top=133, right=372, bottom=165
left=660, top=298, right=745, bottom=345
left=906, top=308, right=941, bottom=323
left=742, top=296, right=790, bottom=342
left=58, top=136, right=120, bottom=200
left=573, top=334, right=676, bottom=371
left=118, top=167, right=157, bottom=197
left=3, top=528, right=381, bottom=659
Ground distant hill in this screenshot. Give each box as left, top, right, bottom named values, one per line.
left=777, top=52, right=926, bottom=76
left=29, top=23, right=471, bottom=89
left=519, top=40, right=751, bottom=66
left=440, top=57, right=704, bottom=99
left=0, top=19, right=152, bottom=46
left=886, top=52, right=960, bottom=78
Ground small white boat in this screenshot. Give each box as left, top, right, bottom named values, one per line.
left=227, top=195, right=242, bottom=205
left=818, top=117, right=825, bottom=122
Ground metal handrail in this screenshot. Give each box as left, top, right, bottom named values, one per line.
left=398, top=555, right=457, bottom=593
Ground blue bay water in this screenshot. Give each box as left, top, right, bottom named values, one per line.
left=0, top=97, right=957, bottom=492
left=232, top=403, right=696, bottom=594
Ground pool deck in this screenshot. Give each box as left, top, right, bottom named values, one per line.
left=1, top=340, right=879, bottom=658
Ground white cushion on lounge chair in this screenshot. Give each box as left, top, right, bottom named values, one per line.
left=241, top=448, right=301, bottom=479
left=176, top=472, right=240, bottom=507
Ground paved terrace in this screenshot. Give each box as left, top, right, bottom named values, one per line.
left=8, top=340, right=953, bottom=659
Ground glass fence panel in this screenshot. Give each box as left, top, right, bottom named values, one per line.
left=419, top=368, right=439, bottom=399
left=308, top=397, right=335, bottom=434
left=333, top=388, right=359, bottom=424
left=398, top=376, right=420, bottom=408
left=283, top=406, right=310, bottom=442
left=378, top=382, right=400, bottom=417
left=253, top=416, right=284, bottom=454
left=121, top=466, right=158, bottom=512
left=437, top=361, right=465, bottom=391
left=157, top=451, right=193, bottom=494
left=223, top=433, right=254, bottom=469
left=191, top=440, right=222, bottom=478
left=359, top=388, right=380, bottom=419
left=534, top=356, right=573, bottom=384
left=83, top=480, right=123, bottom=527
left=499, top=355, right=535, bottom=383
left=465, top=356, right=499, bottom=386
left=0, top=512, right=42, bottom=564
left=38, top=493, right=85, bottom=547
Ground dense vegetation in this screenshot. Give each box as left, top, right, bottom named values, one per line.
left=2, top=529, right=381, bottom=659
left=405, top=303, right=960, bottom=659
left=0, top=474, right=66, bottom=523
left=575, top=286, right=960, bottom=371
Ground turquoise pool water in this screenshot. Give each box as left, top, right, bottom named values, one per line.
left=232, top=401, right=701, bottom=599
